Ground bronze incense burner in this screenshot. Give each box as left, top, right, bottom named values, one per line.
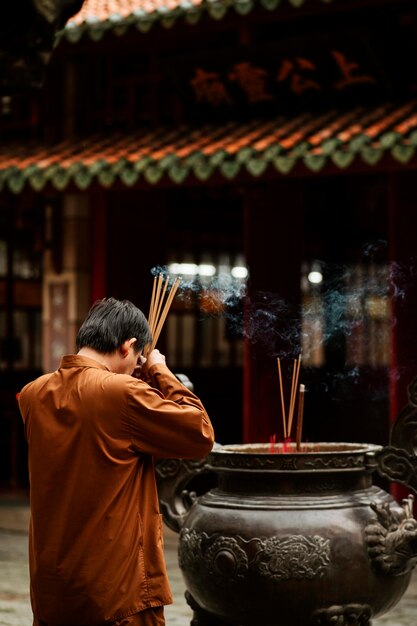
left=156, top=376, right=417, bottom=626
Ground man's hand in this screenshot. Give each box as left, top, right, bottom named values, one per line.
left=132, top=349, right=166, bottom=381
left=145, top=349, right=166, bottom=371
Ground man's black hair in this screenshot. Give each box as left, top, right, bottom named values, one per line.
left=76, top=298, right=151, bottom=354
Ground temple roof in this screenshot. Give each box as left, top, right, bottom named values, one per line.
left=62, top=0, right=337, bottom=41
left=1, top=101, right=416, bottom=193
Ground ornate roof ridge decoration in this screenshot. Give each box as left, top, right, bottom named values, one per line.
left=61, top=0, right=335, bottom=42
left=1, top=101, right=417, bottom=194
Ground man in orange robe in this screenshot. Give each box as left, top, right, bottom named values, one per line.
left=18, top=297, right=215, bottom=626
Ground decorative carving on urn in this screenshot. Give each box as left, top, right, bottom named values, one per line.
left=313, top=603, right=371, bottom=626
left=156, top=458, right=206, bottom=479
left=205, top=537, right=249, bottom=579
left=179, top=529, right=249, bottom=584
left=178, top=529, right=204, bottom=574
left=304, top=455, right=363, bottom=470
left=254, top=535, right=331, bottom=580
left=179, top=528, right=330, bottom=583
left=365, top=495, right=417, bottom=576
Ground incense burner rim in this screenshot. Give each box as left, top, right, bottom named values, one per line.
left=204, top=442, right=383, bottom=476
left=209, top=442, right=382, bottom=455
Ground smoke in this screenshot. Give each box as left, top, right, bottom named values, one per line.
left=150, top=265, right=246, bottom=302
left=150, top=252, right=416, bottom=367
left=242, top=292, right=300, bottom=358
left=361, top=239, right=387, bottom=260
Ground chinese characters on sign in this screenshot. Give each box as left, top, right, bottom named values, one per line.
left=189, top=50, right=377, bottom=107
left=229, top=62, right=273, bottom=103
left=191, top=69, right=233, bottom=106
left=277, top=57, right=321, bottom=95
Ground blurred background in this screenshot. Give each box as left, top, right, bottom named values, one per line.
left=1, top=0, right=417, bottom=496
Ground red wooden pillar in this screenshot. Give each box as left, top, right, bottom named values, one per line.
left=243, top=182, right=304, bottom=443
left=388, top=172, right=417, bottom=501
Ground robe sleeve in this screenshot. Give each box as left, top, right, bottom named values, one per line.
left=125, top=363, right=215, bottom=459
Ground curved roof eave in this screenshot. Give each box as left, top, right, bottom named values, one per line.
left=1, top=102, right=416, bottom=194
left=60, top=0, right=335, bottom=43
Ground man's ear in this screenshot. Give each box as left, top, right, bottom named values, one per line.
left=120, top=338, right=137, bottom=357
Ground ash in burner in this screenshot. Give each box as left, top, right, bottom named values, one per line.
left=217, top=442, right=374, bottom=454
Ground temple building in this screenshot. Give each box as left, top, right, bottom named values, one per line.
left=1, top=0, right=417, bottom=491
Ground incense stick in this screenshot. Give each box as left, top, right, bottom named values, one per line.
left=148, top=274, right=157, bottom=327
left=146, top=274, right=180, bottom=355
left=150, top=277, right=180, bottom=350
left=149, top=273, right=163, bottom=334
left=296, top=384, right=305, bottom=451
left=152, top=275, right=169, bottom=335
left=287, top=355, right=301, bottom=439
left=287, top=359, right=297, bottom=438
left=277, top=358, right=287, bottom=439
left=276, top=354, right=303, bottom=444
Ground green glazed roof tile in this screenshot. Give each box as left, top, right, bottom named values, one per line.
left=360, top=146, right=383, bottom=166
left=246, top=157, right=268, bottom=176
left=29, top=172, right=48, bottom=192
left=168, top=164, right=189, bottom=183
left=391, top=144, right=415, bottom=164
left=331, top=150, right=355, bottom=169
left=8, top=174, right=25, bottom=194
left=144, top=165, right=164, bottom=184
left=273, top=155, right=296, bottom=174
left=408, top=130, right=417, bottom=146
left=220, top=160, right=241, bottom=179
left=193, top=162, right=214, bottom=180
left=51, top=169, right=71, bottom=190
left=303, top=154, right=326, bottom=172
left=97, top=169, right=116, bottom=187
left=75, top=170, right=94, bottom=189
left=120, top=167, right=140, bottom=186
left=1, top=101, right=417, bottom=192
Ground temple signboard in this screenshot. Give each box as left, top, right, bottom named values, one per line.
left=162, top=23, right=415, bottom=119
left=189, top=50, right=377, bottom=108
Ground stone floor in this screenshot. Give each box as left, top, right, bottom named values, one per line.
left=1, top=495, right=417, bottom=626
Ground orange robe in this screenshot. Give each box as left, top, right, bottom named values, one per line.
left=19, top=355, right=214, bottom=626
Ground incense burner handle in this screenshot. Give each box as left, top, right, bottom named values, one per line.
left=155, top=373, right=217, bottom=533
left=375, top=374, right=417, bottom=495
left=365, top=495, right=417, bottom=576
left=367, top=374, right=417, bottom=576
left=155, top=454, right=215, bottom=533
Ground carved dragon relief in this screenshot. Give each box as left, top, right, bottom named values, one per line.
left=313, top=604, right=372, bottom=626
left=178, top=528, right=331, bottom=583
left=365, top=375, right=417, bottom=577
left=365, top=495, right=417, bottom=576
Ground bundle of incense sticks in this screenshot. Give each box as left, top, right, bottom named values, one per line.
left=146, top=273, right=181, bottom=355
left=277, top=355, right=305, bottom=447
